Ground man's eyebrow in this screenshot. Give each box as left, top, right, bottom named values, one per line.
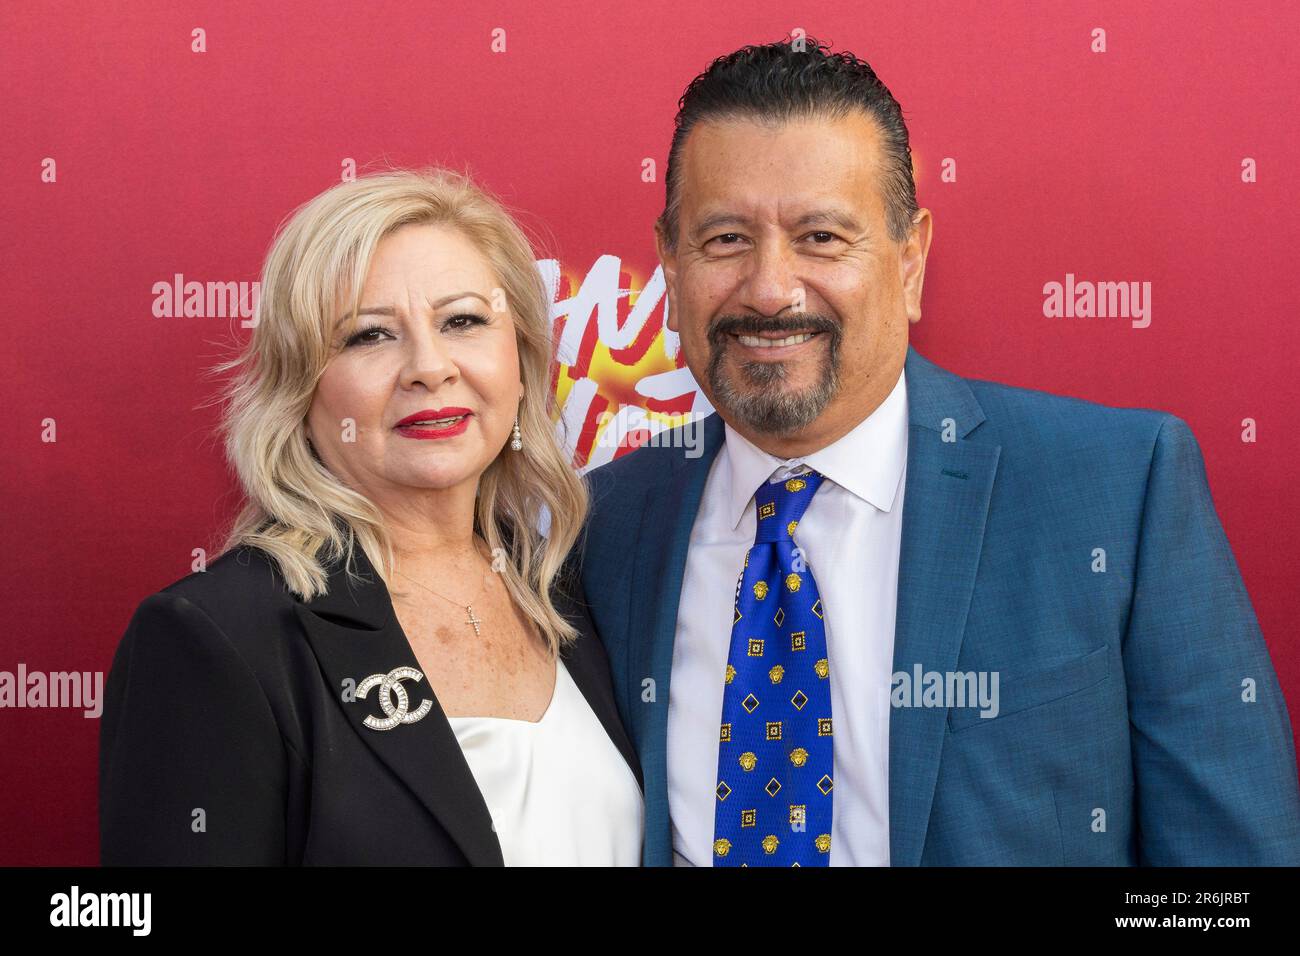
left=689, top=209, right=866, bottom=240
left=334, top=291, right=491, bottom=329
left=690, top=212, right=755, bottom=240
left=791, top=209, right=866, bottom=233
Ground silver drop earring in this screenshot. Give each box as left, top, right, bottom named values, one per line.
left=510, top=415, right=523, bottom=451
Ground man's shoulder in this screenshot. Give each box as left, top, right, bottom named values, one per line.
left=584, top=434, right=699, bottom=497
left=579, top=429, right=711, bottom=560
left=958, top=369, right=1178, bottom=456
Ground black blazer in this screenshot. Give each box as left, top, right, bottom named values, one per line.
left=99, top=541, right=644, bottom=865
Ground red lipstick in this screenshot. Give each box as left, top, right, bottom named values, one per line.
left=394, top=407, right=473, bottom=439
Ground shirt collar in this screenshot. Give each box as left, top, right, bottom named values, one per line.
left=719, top=363, right=909, bottom=532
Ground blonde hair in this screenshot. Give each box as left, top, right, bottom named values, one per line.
left=208, top=166, right=587, bottom=654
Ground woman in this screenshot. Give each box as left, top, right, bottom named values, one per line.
left=99, top=168, right=644, bottom=865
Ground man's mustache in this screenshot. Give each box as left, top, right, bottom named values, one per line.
left=707, top=313, right=841, bottom=345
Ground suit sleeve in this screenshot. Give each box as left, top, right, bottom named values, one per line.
left=99, top=592, right=288, bottom=865
left=1123, top=415, right=1300, bottom=864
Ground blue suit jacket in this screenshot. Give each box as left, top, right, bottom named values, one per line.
left=577, top=343, right=1300, bottom=865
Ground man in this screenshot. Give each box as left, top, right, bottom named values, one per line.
left=578, top=38, right=1300, bottom=865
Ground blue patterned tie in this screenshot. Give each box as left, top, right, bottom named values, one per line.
left=713, top=467, right=833, bottom=866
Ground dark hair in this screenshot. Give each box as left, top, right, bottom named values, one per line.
left=658, top=36, right=918, bottom=251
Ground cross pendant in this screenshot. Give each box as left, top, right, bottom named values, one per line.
left=465, top=605, right=483, bottom=637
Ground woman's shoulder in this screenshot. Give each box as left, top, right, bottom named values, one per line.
left=123, top=545, right=299, bottom=660
left=152, top=544, right=292, bottom=612
left=108, top=545, right=323, bottom=734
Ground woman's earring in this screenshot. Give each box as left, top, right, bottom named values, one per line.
left=510, top=415, right=523, bottom=451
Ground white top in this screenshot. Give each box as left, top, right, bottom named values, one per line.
left=668, top=364, right=909, bottom=865
left=447, top=657, right=644, bottom=866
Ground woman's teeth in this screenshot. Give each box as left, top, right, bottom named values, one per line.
left=407, top=415, right=465, bottom=426
left=736, top=332, right=815, bottom=348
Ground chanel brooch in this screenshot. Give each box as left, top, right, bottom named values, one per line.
left=355, top=666, right=433, bottom=731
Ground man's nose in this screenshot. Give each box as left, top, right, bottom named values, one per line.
left=739, top=240, right=800, bottom=317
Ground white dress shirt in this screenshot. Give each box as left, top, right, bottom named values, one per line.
left=448, top=657, right=645, bottom=865
left=667, top=365, right=909, bottom=865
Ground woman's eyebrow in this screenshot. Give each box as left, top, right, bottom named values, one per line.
left=334, top=292, right=491, bottom=329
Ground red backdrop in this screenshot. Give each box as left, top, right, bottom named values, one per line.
left=2, top=0, right=1297, bottom=864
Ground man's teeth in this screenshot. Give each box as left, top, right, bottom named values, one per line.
left=736, top=332, right=815, bottom=348
left=407, top=415, right=465, bottom=426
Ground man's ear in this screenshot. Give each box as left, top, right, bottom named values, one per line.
left=901, top=208, right=934, bottom=325
left=655, top=221, right=680, bottom=333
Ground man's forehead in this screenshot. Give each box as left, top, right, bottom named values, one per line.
left=677, top=112, right=884, bottom=220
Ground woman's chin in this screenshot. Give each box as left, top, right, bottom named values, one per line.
left=388, top=461, right=488, bottom=493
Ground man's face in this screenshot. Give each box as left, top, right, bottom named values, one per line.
left=657, top=110, right=931, bottom=457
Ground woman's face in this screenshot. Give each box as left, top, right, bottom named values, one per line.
left=305, top=222, right=524, bottom=510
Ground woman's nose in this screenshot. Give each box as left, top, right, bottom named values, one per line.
left=398, top=328, right=459, bottom=390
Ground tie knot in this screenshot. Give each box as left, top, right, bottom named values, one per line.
left=752, top=468, right=824, bottom=544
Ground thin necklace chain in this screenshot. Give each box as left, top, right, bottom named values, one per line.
left=393, top=538, right=493, bottom=610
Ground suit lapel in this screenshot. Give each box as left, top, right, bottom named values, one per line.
left=625, top=413, right=726, bottom=859
left=888, top=345, right=1001, bottom=865
left=293, top=544, right=505, bottom=866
